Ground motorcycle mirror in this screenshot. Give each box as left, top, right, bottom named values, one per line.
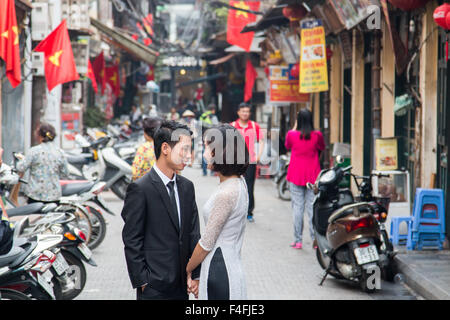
left=336, top=155, right=344, bottom=164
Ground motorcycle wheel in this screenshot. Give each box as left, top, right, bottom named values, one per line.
left=381, top=230, right=397, bottom=282
left=110, top=177, right=130, bottom=200
left=316, top=249, right=345, bottom=280
left=316, top=247, right=328, bottom=270
left=53, top=250, right=87, bottom=300
left=84, top=205, right=107, bottom=250
left=0, top=288, right=31, bottom=300
left=277, top=174, right=291, bottom=201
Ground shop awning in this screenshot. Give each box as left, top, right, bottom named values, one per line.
left=90, top=18, right=158, bottom=65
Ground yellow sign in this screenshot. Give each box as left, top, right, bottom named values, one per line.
left=375, top=138, right=398, bottom=171
left=299, top=20, right=329, bottom=93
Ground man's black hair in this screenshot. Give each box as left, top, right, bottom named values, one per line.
left=237, top=102, right=251, bottom=111
left=154, top=120, right=192, bottom=159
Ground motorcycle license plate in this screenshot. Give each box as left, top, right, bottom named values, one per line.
left=78, top=243, right=92, bottom=260
left=52, top=253, right=70, bottom=276
left=354, top=245, right=379, bottom=265
left=37, top=270, right=55, bottom=299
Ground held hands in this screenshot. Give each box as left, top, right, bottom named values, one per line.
left=187, top=272, right=199, bottom=299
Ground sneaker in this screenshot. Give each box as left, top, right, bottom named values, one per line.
left=293, top=242, right=303, bottom=249
left=312, top=239, right=318, bottom=250
left=247, top=216, right=255, bottom=223
left=290, top=242, right=296, bottom=247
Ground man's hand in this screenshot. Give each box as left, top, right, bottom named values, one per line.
left=187, top=273, right=199, bottom=299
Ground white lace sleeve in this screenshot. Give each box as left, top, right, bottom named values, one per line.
left=199, top=183, right=239, bottom=251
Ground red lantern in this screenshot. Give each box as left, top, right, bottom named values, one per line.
left=388, top=0, right=430, bottom=11
left=290, top=63, right=300, bottom=78
left=434, top=3, right=450, bottom=30
left=282, top=5, right=307, bottom=21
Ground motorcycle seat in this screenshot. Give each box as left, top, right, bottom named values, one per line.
left=4, top=203, right=46, bottom=218
left=61, top=181, right=95, bottom=196
left=0, top=246, right=25, bottom=267
left=9, top=241, right=37, bottom=268
left=67, top=154, right=92, bottom=165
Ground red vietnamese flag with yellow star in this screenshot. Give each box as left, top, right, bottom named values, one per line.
left=105, top=65, right=120, bottom=97
left=87, top=60, right=98, bottom=93
left=34, top=19, right=79, bottom=91
left=226, top=0, right=260, bottom=52
left=0, top=0, right=22, bottom=88
left=92, top=51, right=106, bottom=95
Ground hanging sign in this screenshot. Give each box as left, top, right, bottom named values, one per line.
left=299, top=19, right=329, bottom=93
left=269, top=65, right=310, bottom=103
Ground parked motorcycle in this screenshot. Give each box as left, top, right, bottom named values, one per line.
left=274, top=154, right=290, bottom=201
left=66, top=134, right=133, bottom=200
left=0, top=233, right=64, bottom=299
left=60, top=180, right=113, bottom=249
left=12, top=212, right=94, bottom=299
left=308, top=157, right=395, bottom=293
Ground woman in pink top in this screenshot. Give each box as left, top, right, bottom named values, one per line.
left=285, top=108, right=325, bottom=249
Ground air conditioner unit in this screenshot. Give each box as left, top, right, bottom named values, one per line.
left=31, top=52, right=45, bottom=76
left=31, top=2, right=49, bottom=41
left=72, top=42, right=89, bottom=75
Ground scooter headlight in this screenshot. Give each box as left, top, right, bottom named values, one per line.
left=319, top=170, right=336, bottom=184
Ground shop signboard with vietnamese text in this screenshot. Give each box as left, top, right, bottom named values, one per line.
left=299, top=19, right=329, bottom=93
left=269, top=65, right=310, bottom=103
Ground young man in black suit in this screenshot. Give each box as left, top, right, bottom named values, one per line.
left=121, top=120, right=201, bottom=300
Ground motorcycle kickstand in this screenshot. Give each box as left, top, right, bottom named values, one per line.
left=319, top=266, right=331, bottom=286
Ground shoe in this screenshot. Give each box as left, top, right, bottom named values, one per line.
left=290, top=242, right=296, bottom=247
left=247, top=216, right=255, bottom=223
left=293, top=242, right=302, bottom=249
left=312, top=239, right=318, bottom=250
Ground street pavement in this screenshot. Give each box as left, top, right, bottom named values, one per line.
left=76, top=166, right=419, bottom=300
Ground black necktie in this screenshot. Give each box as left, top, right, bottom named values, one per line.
left=166, top=181, right=179, bottom=226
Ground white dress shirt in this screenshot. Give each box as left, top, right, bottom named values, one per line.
left=153, top=164, right=181, bottom=226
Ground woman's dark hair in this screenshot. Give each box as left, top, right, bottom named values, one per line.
left=154, top=120, right=192, bottom=159
left=296, top=108, right=314, bottom=140
left=38, top=123, right=56, bottom=142
left=143, top=117, right=163, bottom=139
left=204, top=124, right=249, bottom=177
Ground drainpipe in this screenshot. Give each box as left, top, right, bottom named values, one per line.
left=372, top=29, right=382, bottom=170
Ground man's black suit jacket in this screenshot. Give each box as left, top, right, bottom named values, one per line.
left=121, top=168, right=201, bottom=294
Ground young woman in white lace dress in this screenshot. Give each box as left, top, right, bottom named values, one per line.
left=186, top=124, right=250, bottom=300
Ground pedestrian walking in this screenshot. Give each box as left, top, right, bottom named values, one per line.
left=130, top=104, right=142, bottom=126
left=131, top=116, right=162, bottom=181
left=199, top=104, right=219, bottom=176
left=16, top=123, right=69, bottom=204
left=230, top=102, right=264, bottom=223
left=186, top=124, right=249, bottom=300
left=121, top=120, right=201, bottom=300
left=167, top=107, right=180, bottom=121
left=285, top=108, right=325, bottom=249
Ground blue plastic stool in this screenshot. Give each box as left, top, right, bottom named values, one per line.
left=406, top=188, right=446, bottom=251
left=390, top=216, right=412, bottom=246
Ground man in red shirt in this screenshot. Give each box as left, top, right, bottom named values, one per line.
left=231, top=102, right=264, bottom=223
